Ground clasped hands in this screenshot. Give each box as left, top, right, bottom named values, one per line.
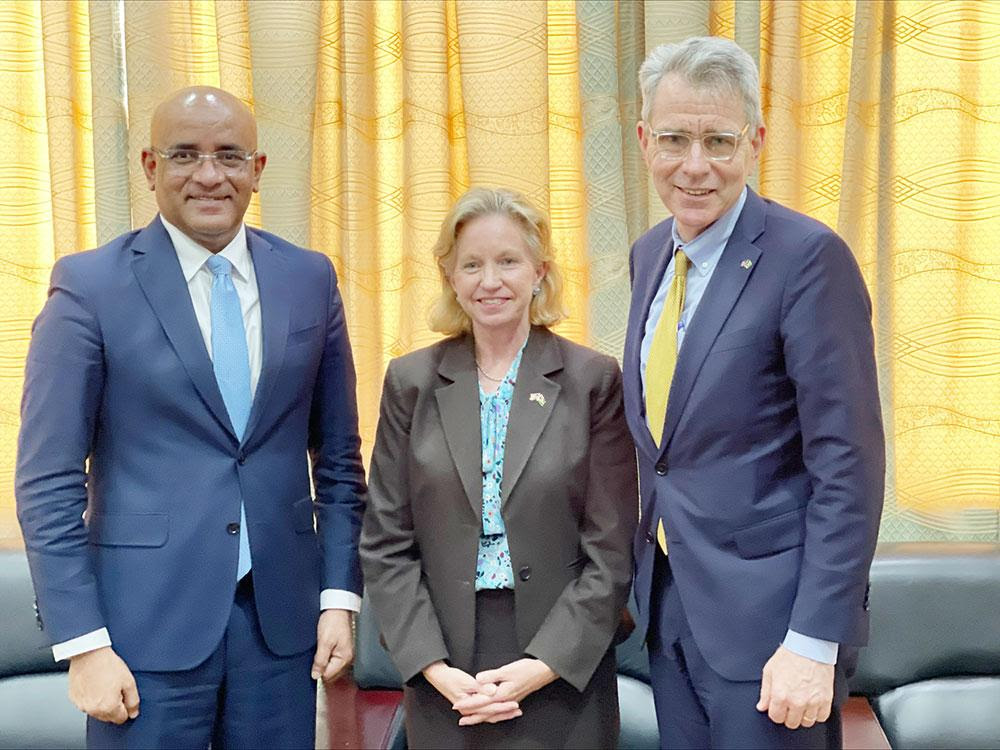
left=423, top=657, right=557, bottom=726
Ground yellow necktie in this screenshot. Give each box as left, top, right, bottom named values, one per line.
left=645, top=248, right=688, bottom=555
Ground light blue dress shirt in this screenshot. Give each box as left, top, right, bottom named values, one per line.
left=639, top=187, right=837, bottom=665
left=640, top=188, right=747, bottom=400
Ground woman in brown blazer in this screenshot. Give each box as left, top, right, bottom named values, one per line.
left=360, top=187, right=638, bottom=749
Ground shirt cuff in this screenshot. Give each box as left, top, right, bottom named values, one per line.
left=320, top=588, right=361, bottom=613
left=783, top=629, right=838, bottom=664
left=52, top=628, right=112, bottom=662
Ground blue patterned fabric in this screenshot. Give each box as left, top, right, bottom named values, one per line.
left=475, top=337, right=528, bottom=591
left=207, top=255, right=253, bottom=580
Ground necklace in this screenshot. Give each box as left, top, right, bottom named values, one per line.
left=476, top=362, right=504, bottom=382
left=475, top=331, right=529, bottom=384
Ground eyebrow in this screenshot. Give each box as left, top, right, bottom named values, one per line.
left=652, top=127, right=738, bottom=135
left=166, top=142, right=246, bottom=151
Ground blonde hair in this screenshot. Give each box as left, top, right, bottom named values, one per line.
left=428, top=187, right=565, bottom=335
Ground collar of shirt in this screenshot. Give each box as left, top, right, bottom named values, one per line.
left=670, top=185, right=749, bottom=278
left=159, top=215, right=252, bottom=284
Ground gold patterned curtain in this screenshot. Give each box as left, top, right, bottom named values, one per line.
left=0, top=0, right=997, bottom=547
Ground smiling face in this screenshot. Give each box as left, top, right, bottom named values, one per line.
left=141, top=88, right=266, bottom=252
left=638, top=73, right=764, bottom=242
left=448, top=213, right=546, bottom=340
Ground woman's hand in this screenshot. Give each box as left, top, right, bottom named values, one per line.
left=422, top=660, right=522, bottom=724
left=452, top=658, right=557, bottom=726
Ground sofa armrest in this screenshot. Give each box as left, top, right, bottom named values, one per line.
left=322, top=677, right=404, bottom=750
left=843, top=695, right=890, bottom=750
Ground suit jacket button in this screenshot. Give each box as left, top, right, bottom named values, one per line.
left=519, top=566, right=532, bottom=582
left=237, top=452, right=246, bottom=465
left=655, top=462, right=667, bottom=475
left=646, top=531, right=654, bottom=544
left=227, top=522, right=240, bottom=535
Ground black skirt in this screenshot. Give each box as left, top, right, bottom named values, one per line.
left=404, top=589, right=619, bottom=749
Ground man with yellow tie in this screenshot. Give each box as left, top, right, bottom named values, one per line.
left=623, top=37, right=885, bottom=749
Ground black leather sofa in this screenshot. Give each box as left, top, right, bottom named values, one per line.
left=847, top=542, right=1000, bottom=749
left=0, top=549, right=85, bottom=749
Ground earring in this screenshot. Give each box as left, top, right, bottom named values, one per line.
left=532, top=286, right=541, bottom=297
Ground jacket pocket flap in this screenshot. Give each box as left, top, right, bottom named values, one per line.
left=288, top=320, right=321, bottom=345
left=87, top=513, right=168, bottom=547
left=289, top=317, right=320, bottom=334
left=733, top=506, right=806, bottom=558
left=293, top=496, right=315, bottom=532
left=710, top=326, right=757, bottom=354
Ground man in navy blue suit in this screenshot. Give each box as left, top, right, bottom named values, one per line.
left=624, top=38, right=885, bottom=748
left=16, top=87, right=366, bottom=748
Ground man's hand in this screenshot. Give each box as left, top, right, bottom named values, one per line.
left=312, top=609, right=354, bottom=681
left=452, top=658, right=557, bottom=726
left=422, top=661, right=521, bottom=725
left=756, top=645, right=834, bottom=729
left=68, top=646, right=139, bottom=725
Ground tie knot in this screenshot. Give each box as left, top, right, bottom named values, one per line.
left=674, top=248, right=689, bottom=278
left=206, top=255, right=233, bottom=277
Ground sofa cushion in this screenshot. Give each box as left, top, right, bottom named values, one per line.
left=0, top=672, right=84, bottom=749
left=617, top=674, right=658, bottom=750
left=875, top=676, right=1000, bottom=750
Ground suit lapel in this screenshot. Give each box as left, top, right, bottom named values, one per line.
left=658, top=191, right=766, bottom=453
left=500, top=328, right=562, bottom=505
left=242, top=229, right=287, bottom=445
left=435, top=335, right=484, bottom=518
left=130, top=218, right=236, bottom=440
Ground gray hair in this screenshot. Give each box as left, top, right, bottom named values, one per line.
left=639, top=36, right=763, bottom=130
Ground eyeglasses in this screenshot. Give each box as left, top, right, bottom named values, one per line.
left=646, top=122, right=751, bottom=161
left=151, top=148, right=257, bottom=173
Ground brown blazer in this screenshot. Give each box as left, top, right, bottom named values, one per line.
left=360, top=327, right=638, bottom=692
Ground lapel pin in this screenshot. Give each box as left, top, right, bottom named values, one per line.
left=740, top=259, right=753, bottom=270
left=529, top=392, right=546, bottom=407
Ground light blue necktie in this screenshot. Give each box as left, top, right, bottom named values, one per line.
left=207, top=255, right=252, bottom=580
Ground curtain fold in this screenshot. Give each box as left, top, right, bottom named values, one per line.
left=836, top=0, right=1000, bottom=539
left=89, top=0, right=131, bottom=244
left=40, top=0, right=96, bottom=259
left=578, top=0, right=645, bottom=357
left=0, top=0, right=54, bottom=545
left=0, top=0, right=996, bottom=547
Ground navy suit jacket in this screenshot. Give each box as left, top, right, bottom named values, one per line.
left=15, top=217, right=366, bottom=671
left=625, top=189, right=885, bottom=681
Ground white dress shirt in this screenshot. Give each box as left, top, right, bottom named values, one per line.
left=52, top=217, right=359, bottom=661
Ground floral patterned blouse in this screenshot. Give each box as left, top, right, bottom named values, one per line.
left=474, top=337, right=528, bottom=591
